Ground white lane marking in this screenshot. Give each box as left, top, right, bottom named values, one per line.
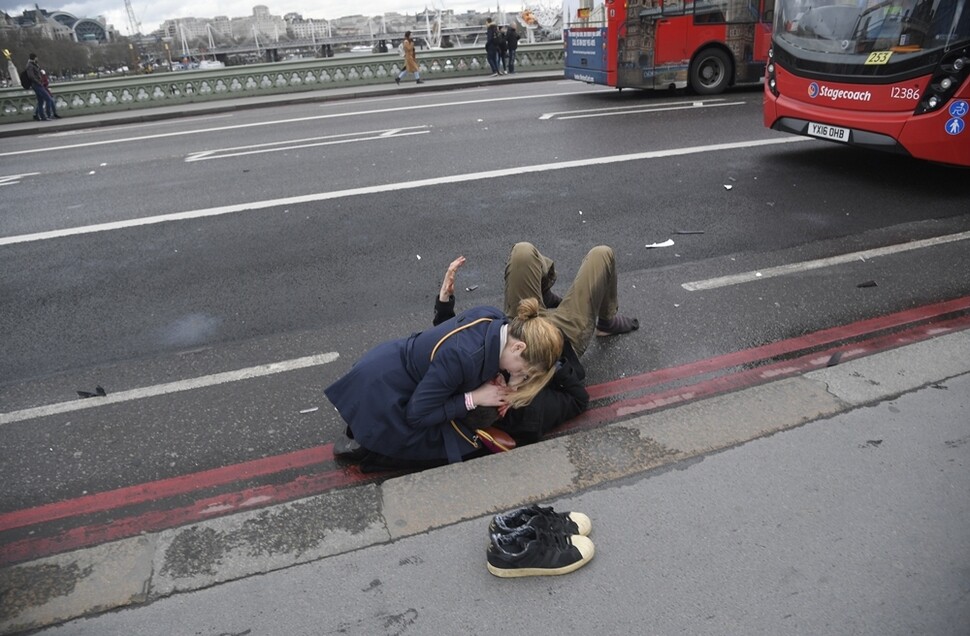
left=682, top=231, right=970, bottom=291
left=0, top=172, right=41, bottom=186
left=0, top=352, right=340, bottom=426
left=556, top=101, right=744, bottom=120
left=0, top=136, right=809, bottom=247
left=185, top=126, right=430, bottom=162
left=0, top=89, right=611, bottom=158
left=539, top=98, right=728, bottom=120
left=39, top=114, right=236, bottom=137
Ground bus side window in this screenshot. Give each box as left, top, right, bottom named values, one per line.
left=663, top=0, right=685, bottom=15
left=694, top=0, right=727, bottom=22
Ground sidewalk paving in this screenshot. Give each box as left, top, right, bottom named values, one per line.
left=0, top=71, right=563, bottom=139
left=3, top=327, right=968, bottom=635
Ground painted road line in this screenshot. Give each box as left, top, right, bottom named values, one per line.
left=565, top=311, right=970, bottom=432
left=185, top=126, right=430, bottom=162
left=4, top=296, right=967, bottom=540
left=0, top=172, right=40, bottom=186
left=0, top=88, right=610, bottom=158
left=588, top=295, right=970, bottom=400
left=0, top=464, right=377, bottom=568
left=0, top=136, right=809, bottom=247
left=682, top=230, right=970, bottom=291
left=552, top=101, right=745, bottom=121
left=0, top=352, right=340, bottom=426
left=0, top=445, right=335, bottom=532
left=5, top=310, right=969, bottom=567
left=538, top=98, right=727, bottom=120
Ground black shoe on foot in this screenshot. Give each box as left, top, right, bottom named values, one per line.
left=595, top=315, right=639, bottom=336
left=487, top=526, right=594, bottom=577
left=415, top=79, right=424, bottom=84
left=395, top=77, right=401, bottom=85
left=334, top=434, right=367, bottom=461
left=490, top=504, right=591, bottom=537
left=542, top=289, right=562, bottom=309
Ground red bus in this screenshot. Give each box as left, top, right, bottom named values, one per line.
left=564, top=0, right=773, bottom=94
left=764, top=0, right=970, bottom=166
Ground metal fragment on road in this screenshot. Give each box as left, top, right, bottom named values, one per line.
left=465, top=285, right=479, bottom=292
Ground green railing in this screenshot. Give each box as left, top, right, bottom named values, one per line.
left=1, top=43, right=563, bottom=122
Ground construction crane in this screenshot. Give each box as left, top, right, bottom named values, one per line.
left=124, top=0, right=141, bottom=36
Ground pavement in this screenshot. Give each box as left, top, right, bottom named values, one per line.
left=2, top=74, right=969, bottom=634
left=0, top=70, right=564, bottom=139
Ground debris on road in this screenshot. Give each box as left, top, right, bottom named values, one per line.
left=645, top=239, right=674, bottom=248
left=299, top=407, right=319, bottom=414
left=76, top=385, right=107, bottom=399
left=465, top=285, right=479, bottom=292
left=674, top=230, right=705, bottom=235
left=827, top=351, right=843, bottom=367
left=857, top=280, right=878, bottom=288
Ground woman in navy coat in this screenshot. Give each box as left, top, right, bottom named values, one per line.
left=325, top=298, right=563, bottom=464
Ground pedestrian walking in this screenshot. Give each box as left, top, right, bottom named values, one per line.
left=394, top=31, right=424, bottom=85
left=506, top=24, right=521, bottom=73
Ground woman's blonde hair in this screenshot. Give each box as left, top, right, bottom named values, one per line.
left=505, top=298, right=563, bottom=408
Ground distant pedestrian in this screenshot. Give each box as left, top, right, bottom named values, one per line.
left=485, top=18, right=500, bottom=76
left=506, top=25, right=521, bottom=73
left=395, top=31, right=424, bottom=85
left=498, top=26, right=509, bottom=74
left=24, top=53, right=54, bottom=121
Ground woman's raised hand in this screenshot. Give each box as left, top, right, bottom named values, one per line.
left=439, top=256, right=466, bottom=302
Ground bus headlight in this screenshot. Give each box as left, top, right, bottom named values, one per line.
left=766, top=48, right=779, bottom=96
left=915, top=49, right=970, bottom=115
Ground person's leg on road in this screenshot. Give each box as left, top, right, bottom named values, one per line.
left=504, top=242, right=557, bottom=315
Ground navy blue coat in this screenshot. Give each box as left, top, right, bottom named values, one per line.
left=325, top=306, right=508, bottom=462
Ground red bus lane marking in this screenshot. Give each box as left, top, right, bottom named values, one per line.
left=564, top=313, right=970, bottom=433
left=0, top=445, right=336, bottom=532
left=0, top=465, right=376, bottom=567
left=588, top=295, right=970, bottom=401
left=2, top=297, right=968, bottom=566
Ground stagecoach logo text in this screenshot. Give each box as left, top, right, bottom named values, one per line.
left=808, top=81, right=872, bottom=102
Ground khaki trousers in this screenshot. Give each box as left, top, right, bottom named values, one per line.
left=503, top=242, right=618, bottom=357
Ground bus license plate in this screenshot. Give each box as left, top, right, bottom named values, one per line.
left=808, top=122, right=850, bottom=143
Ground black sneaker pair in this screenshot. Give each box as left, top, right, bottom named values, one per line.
left=486, top=505, right=594, bottom=577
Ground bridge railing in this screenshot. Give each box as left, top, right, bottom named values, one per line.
left=0, top=42, right=563, bottom=122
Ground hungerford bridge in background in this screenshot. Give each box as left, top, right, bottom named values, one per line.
left=0, top=43, right=563, bottom=122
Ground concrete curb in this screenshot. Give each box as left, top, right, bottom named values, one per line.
left=3, top=329, right=968, bottom=634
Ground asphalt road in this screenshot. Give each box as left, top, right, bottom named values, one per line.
left=1, top=79, right=968, bottom=518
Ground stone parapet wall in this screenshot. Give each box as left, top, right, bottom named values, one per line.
left=0, top=43, right=563, bottom=121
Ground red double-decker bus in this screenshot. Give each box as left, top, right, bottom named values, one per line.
left=564, top=0, right=773, bottom=94
left=764, top=0, right=970, bottom=166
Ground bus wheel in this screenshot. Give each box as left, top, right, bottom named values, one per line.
left=690, top=48, right=731, bottom=95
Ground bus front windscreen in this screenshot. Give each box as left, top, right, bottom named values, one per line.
left=774, top=0, right=970, bottom=56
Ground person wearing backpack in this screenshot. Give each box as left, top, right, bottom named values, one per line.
left=24, top=53, right=54, bottom=121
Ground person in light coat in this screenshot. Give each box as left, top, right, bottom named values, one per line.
left=395, top=31, right=424, bottom=85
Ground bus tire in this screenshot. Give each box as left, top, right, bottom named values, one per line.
left=689, top=48, right=732, bottom=95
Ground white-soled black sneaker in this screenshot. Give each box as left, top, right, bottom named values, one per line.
left=487, top=526, right=594, bottom=577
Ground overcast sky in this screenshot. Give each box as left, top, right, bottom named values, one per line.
left=1, top=0, right=527, bottom=35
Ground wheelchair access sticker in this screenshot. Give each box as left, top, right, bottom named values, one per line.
left=949, top=100, right=968, bottom=118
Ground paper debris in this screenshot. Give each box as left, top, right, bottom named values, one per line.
left=645, top=239, right=674, bottom=248
left=299, top=407, right=319, bottom=414
left=723, top=184, right=733, bottom=190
